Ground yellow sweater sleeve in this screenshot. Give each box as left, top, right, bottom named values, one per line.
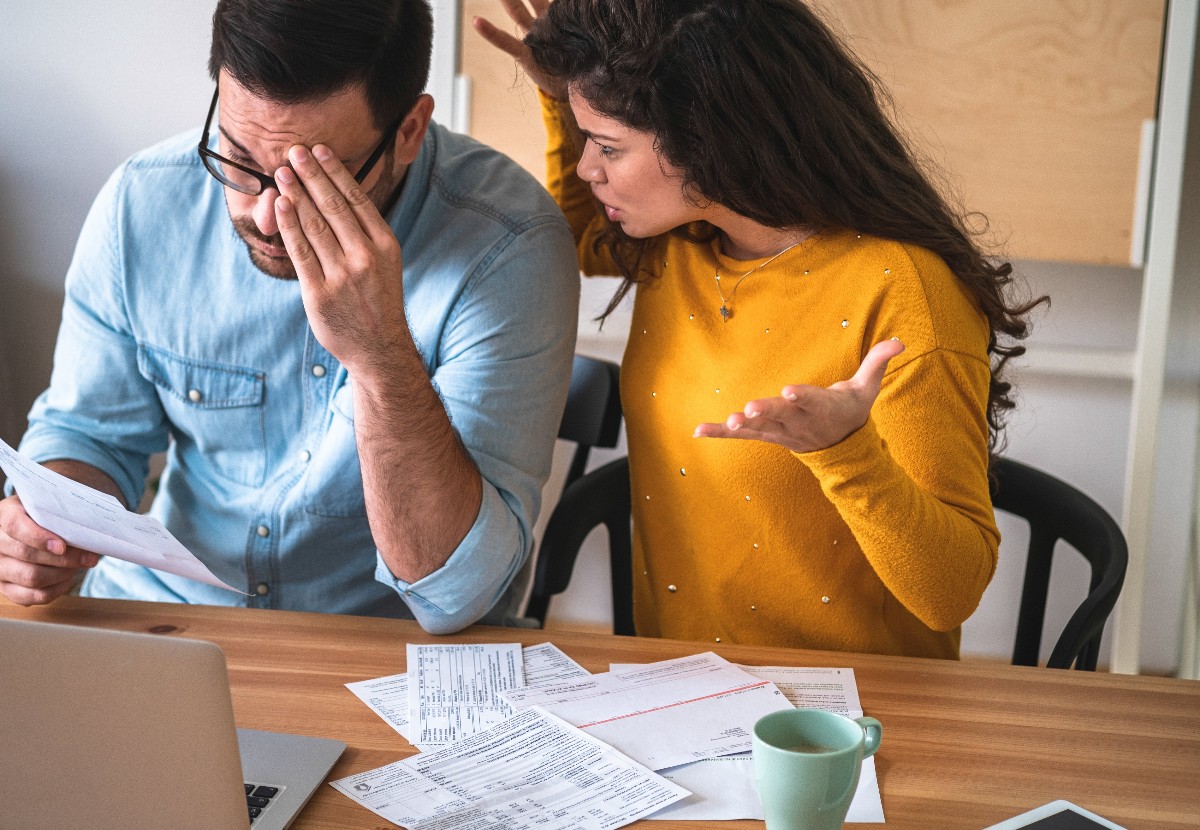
left=797, top=332, right=999, bottom=633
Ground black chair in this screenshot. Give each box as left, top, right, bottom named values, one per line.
left=991, top=457, right=1128, bottom=671
left=524, top=355, right=631, bottom=632
left=533, top=440, right=1129, bottom=665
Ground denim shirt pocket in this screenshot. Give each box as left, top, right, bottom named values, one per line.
left=136, top=344, right=267, bottom=488
left=303, top=379, right=367, bottom=518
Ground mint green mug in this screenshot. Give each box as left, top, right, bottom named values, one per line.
left=752, top=709, right=883, bottom=830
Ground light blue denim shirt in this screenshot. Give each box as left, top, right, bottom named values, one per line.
left=18, top=121, right=579, bottom=633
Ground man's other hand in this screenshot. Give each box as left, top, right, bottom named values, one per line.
left=0, top=494, right=99, bottom=605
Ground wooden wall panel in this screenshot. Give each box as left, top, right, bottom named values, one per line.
left=460, top=0, right=549, bottom=183
left=459, top=0, right=1166, bottom=265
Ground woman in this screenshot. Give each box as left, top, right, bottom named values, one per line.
left=477, top=0, right=1041, bottom=658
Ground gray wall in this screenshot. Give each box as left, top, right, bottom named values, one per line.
left=1, top=1, right=215, bottom=446
left=2, top=2, right=1195, bottom=673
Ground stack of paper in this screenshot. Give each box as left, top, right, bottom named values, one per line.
left=336, top=645, right=885, bottom=828
left=345, top=642, right=591, bottom=748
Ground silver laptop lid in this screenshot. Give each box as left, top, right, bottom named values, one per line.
left=0, top=618, right=252, bottom=829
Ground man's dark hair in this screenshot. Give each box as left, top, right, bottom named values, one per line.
left=209, top=0, right=433, bottom=129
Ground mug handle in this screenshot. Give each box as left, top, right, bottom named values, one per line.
left=856, top=717, right=883, bottom=758
left=822, top=716, right=885, bottom=811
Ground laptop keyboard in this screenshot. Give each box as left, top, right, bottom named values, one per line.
left=245, top=783, right=281, bottom=824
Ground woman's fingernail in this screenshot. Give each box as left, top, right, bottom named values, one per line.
left=47, top=540, right=65, bottom=555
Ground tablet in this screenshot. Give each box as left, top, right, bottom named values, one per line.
left=983, top=800, right=1127, bottom=830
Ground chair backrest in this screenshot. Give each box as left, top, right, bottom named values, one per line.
left=557, top=355, right=623, bottom=488
left=991, top=457, right=1128, bottom=670
left=524, top=356, right=627, bottom=630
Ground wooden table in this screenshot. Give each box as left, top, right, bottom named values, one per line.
left=3, top=597, right=1197, bottom=829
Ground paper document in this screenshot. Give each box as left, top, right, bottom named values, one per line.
left=632, top=665, right=884, bottom=823
left=522, top=641, right=592, bottom=685
left=502, top=652, right=793, bottom=771
left=406, top=643, right=524, bottom=746
left=346, top=643, right=590, bottom=743
left=0, top=436, right=244, bottom=593
left=648, top=750, right=883, bottom=823
left=331, top=707, right=690, bottom=830
left=738, top=664, right=863, bottom=716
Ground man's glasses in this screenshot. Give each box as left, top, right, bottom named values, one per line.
left=197, top=88, right=402, bottom=196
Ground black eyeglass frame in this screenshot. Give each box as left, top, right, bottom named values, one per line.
left=197, top=88, right=402, bottom=196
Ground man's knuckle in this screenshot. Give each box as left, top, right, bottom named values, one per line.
left=321, top=192, right=348, bottom=214
left=293, top=240, right=315, bottom=262
left=13, top=560, right=45, bottom=587
left=345, top=251, right=373, bottom=274
left=304, top=214, right=329, bottom=237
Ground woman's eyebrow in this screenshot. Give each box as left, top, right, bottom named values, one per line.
left=578, top=128, right=622, bottom=143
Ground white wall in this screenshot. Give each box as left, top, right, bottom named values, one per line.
left=2, top=2, right=1196, bottom=674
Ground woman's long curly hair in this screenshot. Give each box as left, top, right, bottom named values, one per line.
left=525, top=0, right=1045, bottom=457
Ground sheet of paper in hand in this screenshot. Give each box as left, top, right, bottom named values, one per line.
left=0, top=437, right=246, bottom=593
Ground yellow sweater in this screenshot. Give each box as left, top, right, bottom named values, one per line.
left=543, top=98, right=999, bottom=659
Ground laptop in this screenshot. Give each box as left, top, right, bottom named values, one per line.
left=0, top=618, right=345, bottom=829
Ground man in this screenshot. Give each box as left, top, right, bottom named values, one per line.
left=0, top=0, right=579, bottom=633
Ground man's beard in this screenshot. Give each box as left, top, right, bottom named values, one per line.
left=231, top=159, right=399, bottom=282
left=233, top=219, right=298, bottom=280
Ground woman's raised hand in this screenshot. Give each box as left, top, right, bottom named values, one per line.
left=473, top=1, right=566, bottom=100
left=694, top=339, right=906, bottom=454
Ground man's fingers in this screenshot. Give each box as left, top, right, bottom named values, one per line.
left=310, top=144, right=395, bottom=245
left=0, top=574, right=79, bottom=607
left=9, top=544, right=100, bottom=570
left=0, top=556, right=83, bottom=590
left=0, top=496, right=73, bottom=559
left=274, top=194, right=323, bottom=285
left=278, top=148, right=358, bottom=261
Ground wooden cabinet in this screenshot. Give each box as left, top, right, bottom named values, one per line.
left=458, top=0, right=1165, bottom=265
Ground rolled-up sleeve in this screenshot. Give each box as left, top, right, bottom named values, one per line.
left=373, top=213, right=580, bottom=632
left=375, top=484, right=526, bottom=633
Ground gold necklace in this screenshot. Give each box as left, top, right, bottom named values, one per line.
left=714, top=240, right=802, bottom=322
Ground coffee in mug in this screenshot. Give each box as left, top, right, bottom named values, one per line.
left=752, top=709, right=882, bottom=830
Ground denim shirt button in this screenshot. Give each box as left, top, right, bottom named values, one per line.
left=311, top=364, right=327, bottom=378
left=254, top=582, right=270, bottom=596
left=187, top=388, right=203, bottom=402
left=256, top=524, right=270, bottom=538
left=298, top=450, right=311, bottom=463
